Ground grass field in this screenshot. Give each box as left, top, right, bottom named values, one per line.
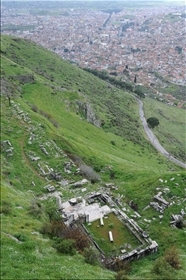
left=85, top=212, right=141, bottom=256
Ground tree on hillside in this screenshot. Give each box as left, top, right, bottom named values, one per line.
left=134, top=85, right=145, bottom=98
left=147, top=117, right=159, bottom=128
left=1, top=77, right=17, bottom=106
left=53, top=237, right=76, bottom=255
left=84, top=246, right=100, bottom=266
left=152, top=256, right=176, bottom=278
left=115, top=270, right=129, bottom=280
left=61, top=225, right=90, bottom=252
left=152, top=246, right=181, bottom=278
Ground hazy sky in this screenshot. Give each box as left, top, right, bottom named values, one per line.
left=2, top=0, right=185, bottom=3
left=2, top=0, right=185, bottom=1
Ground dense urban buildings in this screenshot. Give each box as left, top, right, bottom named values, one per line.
left=1, top=2, right=185, bottom=87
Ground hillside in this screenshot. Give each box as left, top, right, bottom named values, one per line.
left=1, top=35, right=186, bottom=279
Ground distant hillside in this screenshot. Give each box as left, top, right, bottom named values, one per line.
left=1, top=35, right=186, bottom=280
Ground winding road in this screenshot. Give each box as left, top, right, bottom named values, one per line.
left=136, top=97, right=186, bottom=169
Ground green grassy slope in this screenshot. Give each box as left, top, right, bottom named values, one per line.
left=1, top=184, right=114, bottom=280
left=143, top=97, right=186, bottom=162
left=1, top=35, right=142, bottom=142
left=1, top=35, right=186, bottom=279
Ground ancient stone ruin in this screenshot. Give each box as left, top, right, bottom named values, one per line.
left=58, top=191, right=158, bottom=265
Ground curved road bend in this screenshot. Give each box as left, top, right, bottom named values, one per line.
left=136, top=97, right=186, bottom=169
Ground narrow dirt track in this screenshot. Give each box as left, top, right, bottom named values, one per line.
left=136, top=97, right=186, bottom=169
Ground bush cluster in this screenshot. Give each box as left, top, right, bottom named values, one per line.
left=0, top=200, right=12, bottom=215
left=28, top=199, right=45, bottom=218
left=53, top=237, right=76, bottom=255
left=152, top=246, right=182, bottom=278
left=83, top=246, right=100, bottom=266
left=83, top=68, right=133, bottom=92
left=40, top=209, right=91, bottom=254
left=38, top=199, right=102, bottom=267
left=79, top=164, right=100, bottom=183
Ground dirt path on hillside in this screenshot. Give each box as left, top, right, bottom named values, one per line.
left=136, top=97, right=186, bottom=169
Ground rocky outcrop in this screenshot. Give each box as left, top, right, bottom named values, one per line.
left=76, top=100, right=101, bottom=127
left=12, top=74, right=35, bottom=84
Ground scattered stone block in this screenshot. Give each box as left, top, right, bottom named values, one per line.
left=6, top=148, right=14, bottom=153
left=70, top=179, right=88, bottom=188
left=109, top=231, right=114, bottom=242
left=40, top=145, right=49, bottom=156
left=143, top=205, right=150, bottom=211
left=154, top=192, right=169, bottom=206
left=121, top=249, right=126, bottom=254
left=105, top=182, right=114, bottom=188
left=131, top=215, right=136, bottom=218
left=16, top=206, right=23, bottom=209
left=47, top=186, right=55, bottom=192
left=59, top=179, right=69, bottom=186
left=135, top=211, right=141, bottom=218
left=3, top=140, right=12, bottom=146
left=49, top=171, right=62, bottom=181
left=56, top=196, right=62, bottom=209
left=100, top=216, right=104, bottom=226
left=30, top=155, right=40, bottom=161
left=43, top=184, right=52, bottom=189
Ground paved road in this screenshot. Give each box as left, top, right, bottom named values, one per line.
left=136, top=97, right=186, bottom=169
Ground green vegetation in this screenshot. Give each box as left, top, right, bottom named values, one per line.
left=147, top=117, right=159, bottom=129
left=83, top=68, right=134, bottom=91
left=144, top=97, right=186, bottom=161
left=121, top=15, right=135, bottom=20
left=151, top=246, right=182, bottom=279
left=163, top=13, right=181, bottom=23
left=85, top=213, right=140, bottom=256
left=84, top=246, right=100, bottom=266
left=1, top=24, right=35, bottom=32
left=154, top=72, right=186, bottom=102
left=1, top=35, right=186, bottom=279
left=1, top=183, right=114, bottom=279
left=134, top=85, right=146, bottom=98
left=53, top=238, right=76, bottom=255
